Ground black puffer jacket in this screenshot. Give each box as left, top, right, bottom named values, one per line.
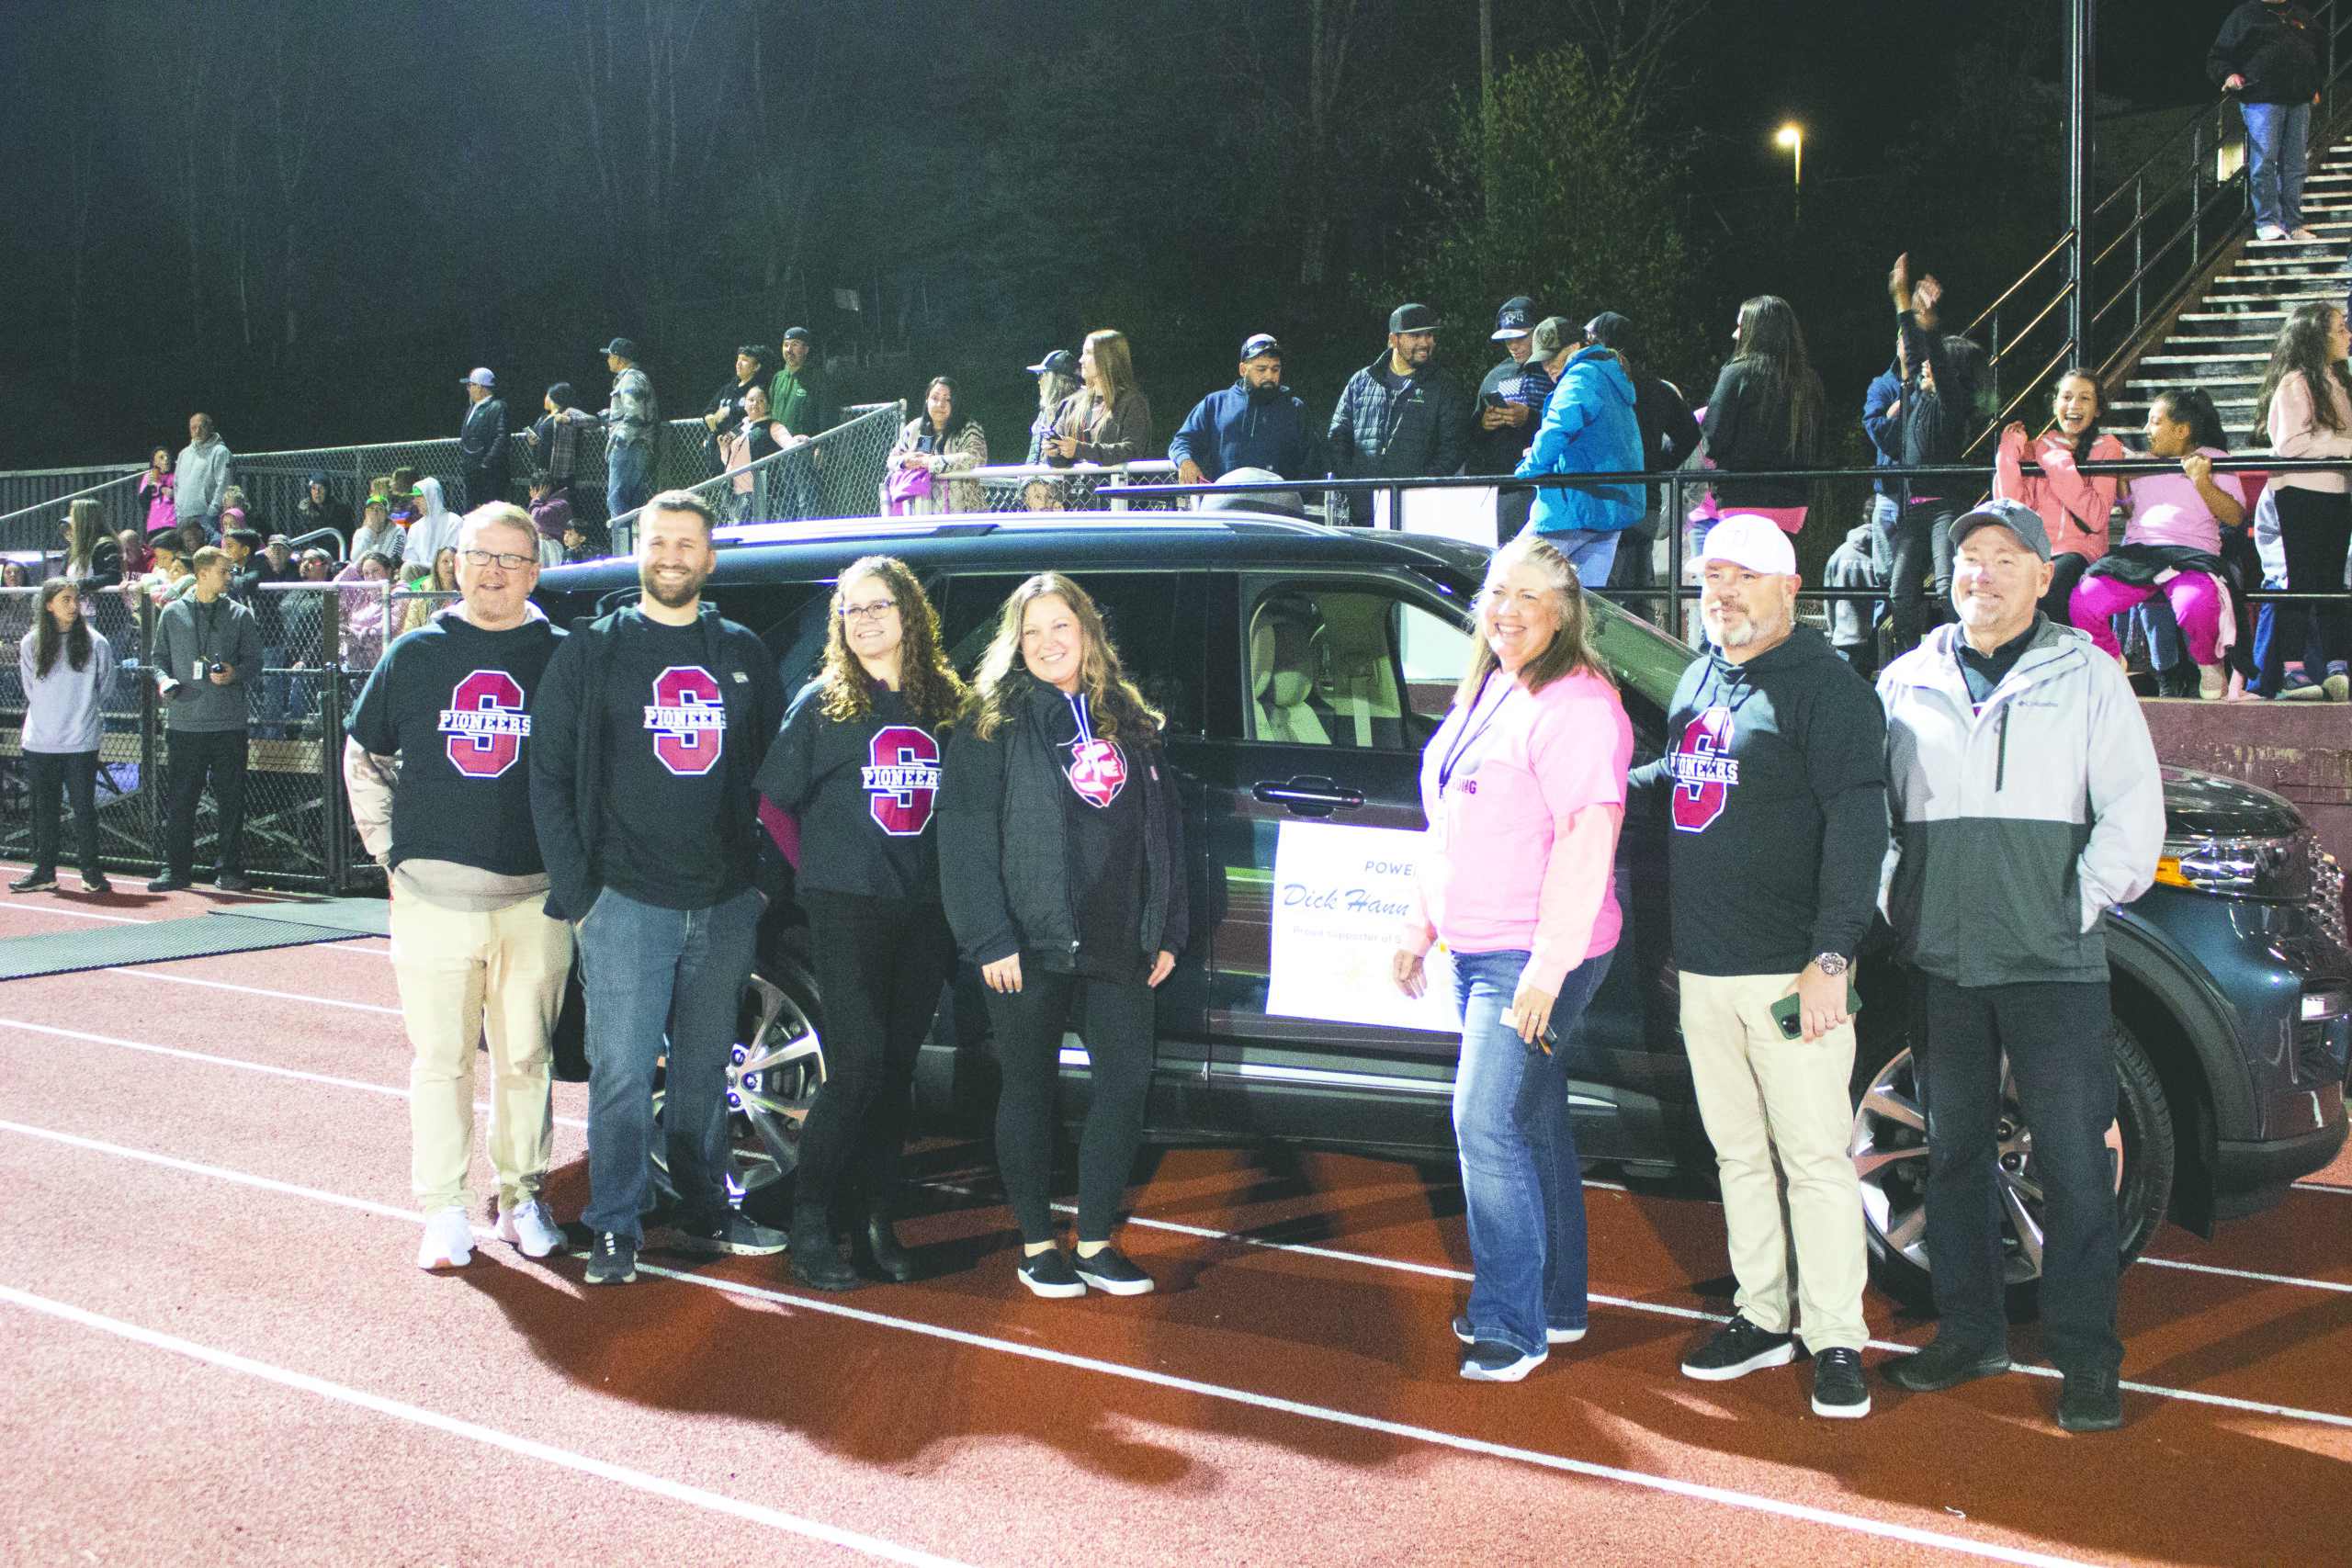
left=938, top=679, right=1188, bottom=971
left=2208, top=2, right=2322, bottom=106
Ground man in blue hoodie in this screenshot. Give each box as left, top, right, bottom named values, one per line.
left=1513, top=317, right=1643, bottom=582
left=1170, top=334, right=1318, bottom=486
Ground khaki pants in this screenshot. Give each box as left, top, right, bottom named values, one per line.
left=1679, top=970, right=1870, bottom=1353
left=390, top=882, right=572, bottom=1212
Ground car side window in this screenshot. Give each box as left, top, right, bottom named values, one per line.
left=1243, top=583, right=1471, bottom=750
left=937, top=571, right=1206, bottom=738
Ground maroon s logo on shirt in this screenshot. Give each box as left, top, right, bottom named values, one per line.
left=1668, top=705, right=1741, bottom=833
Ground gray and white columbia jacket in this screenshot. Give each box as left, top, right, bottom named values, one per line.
left=1877, top=618, right=2165, bottom=987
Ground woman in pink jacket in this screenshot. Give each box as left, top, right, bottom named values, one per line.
left=1994, top=368, right=2129, bottom=626
left=2255, top=300, right=2352, bottom=700
left=1392, top=533, right=1633, bottom=1382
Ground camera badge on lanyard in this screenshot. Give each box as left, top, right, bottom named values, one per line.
left=1063, top=692, right=1127, bottom=808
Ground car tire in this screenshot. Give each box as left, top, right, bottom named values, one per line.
left=650, top=949, right=827, bottom=1211
left=1849, top=1015, right=2175, bottom=1316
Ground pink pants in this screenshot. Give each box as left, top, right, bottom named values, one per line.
left=2070, top=570, right=2223, bottom=665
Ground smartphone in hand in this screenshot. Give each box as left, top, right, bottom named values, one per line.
left=1769, top=979, right=1864, bottom=1039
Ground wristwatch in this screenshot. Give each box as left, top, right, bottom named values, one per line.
left=1813, top=953, right=1850, bottom=976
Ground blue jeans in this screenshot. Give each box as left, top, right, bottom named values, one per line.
left=576, top=884, right=763, bottom=1241
left=1536, top=528, right=1622, bottom=588
left=2243, top=100, right=2311, bottom=231
left=1451, top=945, right=1612, bottom=1358
left=605, top=439, right=653, bottom=535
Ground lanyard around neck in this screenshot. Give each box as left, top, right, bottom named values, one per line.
left=1437, top=671, right=1514, bottom=795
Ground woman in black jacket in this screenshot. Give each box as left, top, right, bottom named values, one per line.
left=939, top=572, right=1187, bottom=1299
left=1697, top=295, right=1824, bottom=532
left=756, top=556, right=967, bottom=1290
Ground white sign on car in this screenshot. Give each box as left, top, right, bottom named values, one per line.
left=1266, top=819, right=1459, bottom=1033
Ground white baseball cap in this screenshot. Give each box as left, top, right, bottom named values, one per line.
left=461, top=367, right=496, bottom=389
left=1699, top=513, right=1798, bottom=576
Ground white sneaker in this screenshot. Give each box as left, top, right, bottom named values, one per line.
left=495, top=1197, right=564, bottom=1258
left=417, top=1204, right=475, bottom=1269
left=2289, top=226, right=2321, bottom=242
left=2257, top=223, right=2288, bottom=241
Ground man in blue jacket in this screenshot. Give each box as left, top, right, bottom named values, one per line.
left=1513, top=317, right=1642, bottom=582
left=1170, top=334, right=1318, bottom=486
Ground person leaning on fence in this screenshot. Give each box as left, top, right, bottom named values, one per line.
left=1024, top=349, right=1081, bottom=467
left=1993, top=368, right=2126, bottom=630
left=600, top=338, right=660, bottom=525
left=1471, top=297, right=1548, bottom=538
left=1328, top=303, right=1473, bottom=527
left=1514, top=316, right=1645, bottom=586
left=1046, top=330, right=1155, bottom=471
left=1391, top=534, right=1632, bottom=1382
left=771, top=328, right=837, bottom=521
left=887, top=378, right=987, bottom=515
left=1170, top=333, right=1318, bottom=487
left=718, top=384, right=789, bottom=524
left=1876, top=497, right=2163, bottom=1435
left=1625, top=515, right=1887, bottom=1420
left=117, top=531, right=151, bottom=581
left=2252, top=299, right=2352, bottom=699
left=1698, top=296, right=1824, bottom=558
left=526, top=385, right=598, bottom=493
left=2209, top=0, right=2324, bottom=243
left=148, top=545, right=260, bottom=896
left=2071, top=387, right=2250, bottom=701
left=938, top=573, right=1188, bottom=1301
left=529, top=489, right=791, bottom=1286
left=13, top=579, right=118, bottom=897
left=346, top=503, right=573, bottom=1272
left=175, top=413, right=232, bottom=540
left=702, top=345, right=772, bottom=477
left=458, top=368, right=511, bottom=513
left=756, top=557, right=968, bottom=1291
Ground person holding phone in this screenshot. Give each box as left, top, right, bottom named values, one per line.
left=1624, top=515, right=1889, bottom=1418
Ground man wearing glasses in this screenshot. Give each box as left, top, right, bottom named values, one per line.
left=530, top=490, right=789, bottom=1284
left=345, top=505, right=572, bottom=1271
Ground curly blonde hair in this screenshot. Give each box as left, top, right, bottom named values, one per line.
left=818, top=556, right=967, bottom=727
left=968, top=573, right=1160, bottom=746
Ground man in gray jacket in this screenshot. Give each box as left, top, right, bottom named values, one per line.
left=175, top=414, right=234, bottom=540
left=1876, top=498, right=2164, bottom=1434
left=149, top=547, right=262, bottom=893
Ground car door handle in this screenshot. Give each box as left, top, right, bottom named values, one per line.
left=1252, top=775, right=1365, bottom=816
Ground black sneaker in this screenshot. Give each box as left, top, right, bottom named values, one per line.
left=670, top=1212, right=788, bottom=1256
left=1809, top=1348, right=1871, bottom=1417
left=1072, top=1246, right=1155, bottom=1296
left=9, top=871, right=57, bottom=894
left=146, top=874, right=191, bottom=893
left=583, top=1231, right=638, bottom=1285
left=1884, top=1335, right=2010, bottom=1393
left=1017, top=1247, right=1086, bottom=1299
left=78, top=870, right=109, bottom=895
left=1459, top=1341, right=1547, bottom=1382
left=1680, top=1315, right=1797, bottom=1382
left=214, top=872, right=253, bottom=894
left=787, top=1215, right=859, bottom=1292
left=2056, top=1369, right=2124, bottom=1432
left=1453, top=1314, right=1587, bottom=1346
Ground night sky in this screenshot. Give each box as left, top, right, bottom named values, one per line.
left=0, top=0, right=2266, bottom=473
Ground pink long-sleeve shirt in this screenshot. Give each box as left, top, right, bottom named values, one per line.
left=2124, top=447, right=2238, bottom=552
left=2266, top=369, right=2352, bottom=494
left=1995, top=425, right=2123, bottom=563
left=1400, top=664, right=1632, bottom=996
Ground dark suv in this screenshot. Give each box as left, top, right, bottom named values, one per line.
left=538, top=513, right=2351, bottom=1302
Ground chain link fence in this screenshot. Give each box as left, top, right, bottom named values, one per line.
left=625, top=401, right=904, bottom=548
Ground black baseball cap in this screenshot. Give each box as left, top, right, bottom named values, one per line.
left=602, top=337, right=638, bottom=359
left=1492, top=296, right=1536, bottom=340
left=1584, top=310, right=1638, bottom=355
left=782, top=326, right=815, bottom=344
left=1389, top=303, right=1436, bottom=333
left=1240, top=333, right=1283, bottom=361
left=1027, top=349, right=1079, bottom=378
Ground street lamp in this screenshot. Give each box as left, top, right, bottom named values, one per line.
left=1776, top=123, right=1804, bottom=190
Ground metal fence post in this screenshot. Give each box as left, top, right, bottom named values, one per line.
left=319, top=587, right=348, bottom=892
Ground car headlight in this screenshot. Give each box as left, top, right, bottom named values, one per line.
left=2154, top=834, right=2311, bottom=900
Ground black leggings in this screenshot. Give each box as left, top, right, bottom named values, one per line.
left=795, top=892, right=957, bottom=1219
left=987, top=961, right=1155, bottom=1245
left=2260, top=487, right=2352, bottom=694
left=25, top=750, right=99, bottom=874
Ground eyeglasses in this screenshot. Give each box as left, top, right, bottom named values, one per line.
left=838, top=599, right=898, bottom=623
left=458, top=547, right=535, bottom=570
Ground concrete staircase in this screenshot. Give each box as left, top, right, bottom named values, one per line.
left=2112, top=150, right=2352, bottom=441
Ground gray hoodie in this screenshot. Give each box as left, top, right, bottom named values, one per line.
left=1878, top=618, right=2165, bottom=987
left=152, top=592, right=261, bottom=732
left=17, top=628, right=116, bottom=754
left=175, top=435, right=233, bottom=522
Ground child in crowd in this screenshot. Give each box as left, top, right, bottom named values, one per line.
left=388, top=468, right=420, bottom=531
left=527, top=473, right=573, bottom=567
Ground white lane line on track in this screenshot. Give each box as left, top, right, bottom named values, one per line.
left=0, top=1120, right=2120, bottom=1568
left=2137, top=1256, right=2352, bottom=1293
left=0, top=1285, right=976, bottom=1568
left=100, top=966, right=405, bottom=1014
left=0, top=1018, right=588, bottom=1130
left=0, top=901, right=150, bottom=924
left=12, top=1114, right=2348, bottom=1451
left=2292, top=1181, right=2349, bottom=1194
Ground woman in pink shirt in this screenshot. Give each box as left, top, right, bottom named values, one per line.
left=2256, top=300, right=2352, bottom=700
left=1994, top=368, right=2129, bottom=626
left=1392, top=533, right=1633, bottom=1382
left=2071, top=387, right=2249, bottom=699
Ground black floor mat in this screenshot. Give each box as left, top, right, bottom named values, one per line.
left=0, top=896, right=390, bottom=981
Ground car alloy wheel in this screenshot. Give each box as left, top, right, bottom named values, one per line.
left=651, top=966, right=826, bottom=1209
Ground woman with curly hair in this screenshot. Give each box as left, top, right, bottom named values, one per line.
left=939, top=572, right=1187, bottom=1299
left=756, top=556, right=968, bottom=1289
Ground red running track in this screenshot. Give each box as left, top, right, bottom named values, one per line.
left=0, top=880, right=2346, bottom=1567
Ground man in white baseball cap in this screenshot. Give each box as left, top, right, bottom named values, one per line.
left=1627, top=513, right=1889, bottom=1418
left=458, top=367, right=510, bottom=513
